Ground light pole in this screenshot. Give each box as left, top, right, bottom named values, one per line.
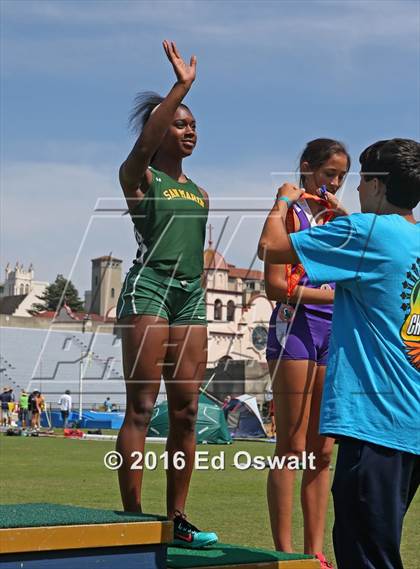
left=78, top=350, right=92, bottom=420
left=79, top=351, right=86, bottom=420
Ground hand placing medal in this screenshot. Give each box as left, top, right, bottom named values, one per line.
left=274, top=183, right=336, bottom=319
left=275, top=183, right=305, bottom=208
left=275, top=182, right=336, bottom=219
left=319, top=184, right=328, bottom=199
left=315, top=184, right=349, bottom=216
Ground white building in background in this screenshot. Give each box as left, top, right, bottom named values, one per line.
left=0, top=252, right=274, bottom=357
left=0, top=249, right=275, bottom=406
left=204, top=246, right=274, bottom=367
left=0, top=263, right=48, bottom=317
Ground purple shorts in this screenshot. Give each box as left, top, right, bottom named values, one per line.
left=266, top=304, right=332, bottom=365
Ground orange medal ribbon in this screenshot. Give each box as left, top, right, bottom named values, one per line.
left=285, top=192, right=333, bottom=303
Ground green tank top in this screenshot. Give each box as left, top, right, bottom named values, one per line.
left=19, top=394, right=29, bottom=410
left=131, top=166, right=208, bottom=280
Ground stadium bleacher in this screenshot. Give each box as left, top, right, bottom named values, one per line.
left=0, top=327, right=130, bottom=409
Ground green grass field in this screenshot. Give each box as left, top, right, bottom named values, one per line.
left=1, top=435, right=418, bottom=567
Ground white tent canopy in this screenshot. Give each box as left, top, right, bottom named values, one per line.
left=231, top=393, right=266, bottom=436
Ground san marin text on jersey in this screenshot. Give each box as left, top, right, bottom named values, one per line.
left=162, top=188, right=206, bottom=208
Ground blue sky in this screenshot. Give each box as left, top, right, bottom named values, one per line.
left=1, top=0, right=419, bottom=295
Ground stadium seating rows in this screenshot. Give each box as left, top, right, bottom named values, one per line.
left=1, top=327, right=129, bottom=408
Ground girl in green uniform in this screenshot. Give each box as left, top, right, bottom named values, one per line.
left=116, top=40, right=217, bottom=548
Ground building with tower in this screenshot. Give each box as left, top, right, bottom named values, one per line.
left=0, top=241, right=274, bottom=405
left=0, top=263, right=49, bottom=317
left=85, top=256, right=123, bottom=319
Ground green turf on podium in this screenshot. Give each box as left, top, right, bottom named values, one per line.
left=0, top=503, right=172, bottom=569
left=168, top=543, right=321, bottom=568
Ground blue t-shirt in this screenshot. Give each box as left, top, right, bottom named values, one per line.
left=290, top=213, right=420, bottom=455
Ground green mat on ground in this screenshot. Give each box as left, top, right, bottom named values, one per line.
left=167, top=544, right=314, bottom=567
left=0, top=503, right=166, bottom=528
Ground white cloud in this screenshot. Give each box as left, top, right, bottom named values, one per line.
left=0, top=157, right=348, bottom=289
left=1, top=160, right=133, bottom=291
left=2, top=0, right=418, bottom=76
left=4, top=0, right=418, bottom=42
left=1, top=156, right=418, bottom=295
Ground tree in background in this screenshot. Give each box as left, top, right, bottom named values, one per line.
left=31, top=274, right=84, bottom=314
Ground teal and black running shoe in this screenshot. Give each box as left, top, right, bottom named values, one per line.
left=172, top=511, right=218, bottom=549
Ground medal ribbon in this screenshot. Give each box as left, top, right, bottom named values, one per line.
left=285, top=192, right=333, bottom=302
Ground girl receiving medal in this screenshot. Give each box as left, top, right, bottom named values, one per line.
left=262, top=139, right=350, bottom=566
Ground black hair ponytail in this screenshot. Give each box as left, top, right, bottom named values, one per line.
left=128, top=91, right=164, bottom=135
left=128, top=91, right=192, bottom=135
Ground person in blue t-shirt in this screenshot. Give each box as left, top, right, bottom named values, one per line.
left=258, top=138, right=419, bottom=569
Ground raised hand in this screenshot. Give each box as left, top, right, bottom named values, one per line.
left=163, top=40, right=197, bottom=87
